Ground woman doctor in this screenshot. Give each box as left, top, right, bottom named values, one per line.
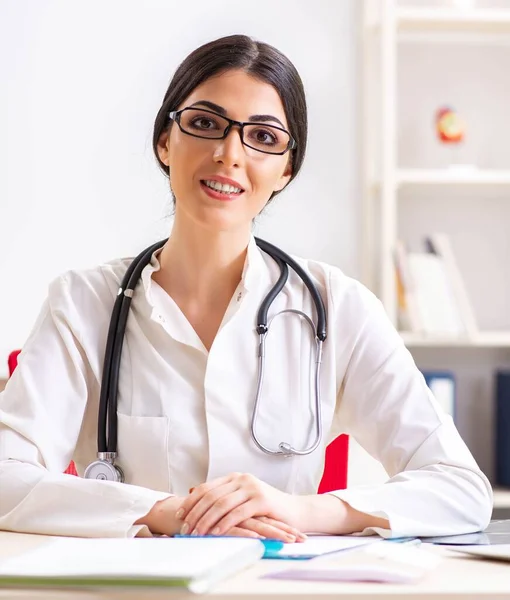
left=0, top=35, right=492, bottom=542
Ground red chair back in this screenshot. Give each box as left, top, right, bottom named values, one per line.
left=7, top=350, right=21, bottom=378
left=318, top=434, right=348, bottom=493
left=8, top=350, right=348, bottom=490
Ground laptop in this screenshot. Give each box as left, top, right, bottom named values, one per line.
left=449, top=545, right=510, bottom=562
left=420, top=520, right=510, bottom=546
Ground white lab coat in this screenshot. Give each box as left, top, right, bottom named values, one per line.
left=0, top=237, right=492, bottom=538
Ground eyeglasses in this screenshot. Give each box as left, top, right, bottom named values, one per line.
left=168, top=107, right=297, bottom=156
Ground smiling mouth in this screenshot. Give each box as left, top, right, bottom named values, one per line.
left=200, top=179, right=244, bottom=197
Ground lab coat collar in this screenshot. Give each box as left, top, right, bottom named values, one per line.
left=139, top=234, right=267, bottom=309
left=241, top=235, right=266, bottom=293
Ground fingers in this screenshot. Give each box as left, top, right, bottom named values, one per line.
left=177, top=473, right=264, bottom=536
left=237, top=518, right=299, bottom=543
left=224, top=526, right=263, bottom=539
left=187, top=489, right=249, bottom=535
left=177, top=476, right=233, bottom=521
left=203, top=498, right=269, bottom=536
left=252, top=516, right=307, bottom=541
left=175, top=473, right=301, bottom=539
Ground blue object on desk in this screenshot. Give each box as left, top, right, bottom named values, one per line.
left=386, top=537, right=421, bottom=545
left=175, top=535, right=285, bottom=559
left=259, top=539, right=286, bottom=559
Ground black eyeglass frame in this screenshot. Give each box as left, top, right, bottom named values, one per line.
left=168, top=107, right=297, bottom=156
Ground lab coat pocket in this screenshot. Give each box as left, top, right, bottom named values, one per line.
left=116, top=413, right=170, bottom=492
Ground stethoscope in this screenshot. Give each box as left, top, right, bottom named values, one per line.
left=84, top=238, right=327, bottom=482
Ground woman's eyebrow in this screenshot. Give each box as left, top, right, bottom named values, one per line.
left=189, top=100, right=286, bottom=129
left=248, top=114, right=285, bottom=128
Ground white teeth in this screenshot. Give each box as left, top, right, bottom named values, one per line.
left=203, top=180, right=242, bottom=194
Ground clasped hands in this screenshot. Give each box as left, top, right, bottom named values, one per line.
left=143, top=472, right=309, bottom=542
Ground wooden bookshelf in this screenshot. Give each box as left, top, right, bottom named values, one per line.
left=396, top=7, right=510, bottom=34
left=397, top=168, right=510, bottom=187
left=400, top=331, right=510, bottom=349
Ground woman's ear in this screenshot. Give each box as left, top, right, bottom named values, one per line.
left=157, top=130, right=170, bottom=167
left=273, top=160, right=292, bottom=193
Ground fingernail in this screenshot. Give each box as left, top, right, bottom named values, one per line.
left=191, top=529, right=199, bottom=536
left=175, top=509, right=184, bottom=520
left=180, top=522, right=189, bottom=535
left=212, top=527, right=220, bottom=535
left=285, top=535, right=296, bottom=543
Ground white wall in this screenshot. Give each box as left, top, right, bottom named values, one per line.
left=4, top=1, right=506, bottom=489
left=0, top=0, right=362, bottom=379
left=2, top=0, right=391, bottom=487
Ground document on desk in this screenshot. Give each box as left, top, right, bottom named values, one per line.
left=268, top=535, right=381, bottom=560
left=264, top=540, right=442, bottom=584
left=0, top=536, right=265, bottom=593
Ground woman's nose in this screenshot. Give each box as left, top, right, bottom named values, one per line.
left=213, top=126, right=246, bottom=167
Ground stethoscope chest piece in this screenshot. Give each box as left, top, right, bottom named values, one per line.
left=84, top=453, right=124, bottom=482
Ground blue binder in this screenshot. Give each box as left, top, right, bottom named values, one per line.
left=495, top=370, right=510, bottom=487
left=421, top=370, right=456, bottom=420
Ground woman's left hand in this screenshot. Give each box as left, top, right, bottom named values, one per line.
left=175, top=472, right=306, bottom=537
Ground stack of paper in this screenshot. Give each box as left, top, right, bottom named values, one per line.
left=0, top=536, right=265, bottom=593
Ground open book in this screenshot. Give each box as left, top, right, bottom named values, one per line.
left=0, top=536, right=265, bottom=593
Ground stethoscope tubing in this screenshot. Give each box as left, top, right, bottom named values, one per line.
left=98, top=240, right=166, bottom=452
left=251, top=309, right=324, bottom=456
left=255, top=238, right=327, bottom=341
left=96, top=237, right=328, bottom=456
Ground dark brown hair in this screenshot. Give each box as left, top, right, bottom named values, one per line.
left=152, top=34, right=307, bottom=202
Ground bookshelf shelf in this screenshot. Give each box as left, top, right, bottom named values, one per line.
left=400, top=331, right=510, bottom=349
left=396, top=7, right=510, bottom=34
left=397, top=168, right=510, bottom=187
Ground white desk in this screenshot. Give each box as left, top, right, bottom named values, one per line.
left=0, top=532, right=509, bottom=599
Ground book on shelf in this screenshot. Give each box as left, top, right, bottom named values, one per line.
left=394, top=233, right=478, bottom=337
left=422, top=370, right=456, bottom=420
left=425, top=233, right=478, bottom=337
left=394, top=239, right=422, bottom=332
left=495, top=370, right=510, bottom=488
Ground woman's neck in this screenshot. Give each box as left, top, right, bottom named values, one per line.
left=155, top=218, right=250, bottom=306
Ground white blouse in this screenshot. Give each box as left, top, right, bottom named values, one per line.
left=0, top=237, right=492, bottom=539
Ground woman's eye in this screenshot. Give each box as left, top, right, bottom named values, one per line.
left=252, top=128, right=278, bottom=145
left=190, top=117, right=218, bottom=130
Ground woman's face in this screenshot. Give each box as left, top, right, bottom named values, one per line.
left=157, top=69, right=292, bottom=234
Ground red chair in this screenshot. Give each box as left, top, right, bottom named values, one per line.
left=318, top=434, right=349, bottom=493
left=7, top=350, right=78, bottom=477
left=8, top=350, right=348, bottom=490
left=7, top=350, right=21, bottom=378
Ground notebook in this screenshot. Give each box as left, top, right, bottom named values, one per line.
left=0, top=536, right=265, bottom=593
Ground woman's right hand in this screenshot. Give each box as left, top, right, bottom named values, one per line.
left=137, top=497, right=306, bottom=542
left=135, top=496, right=185, bottom=536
